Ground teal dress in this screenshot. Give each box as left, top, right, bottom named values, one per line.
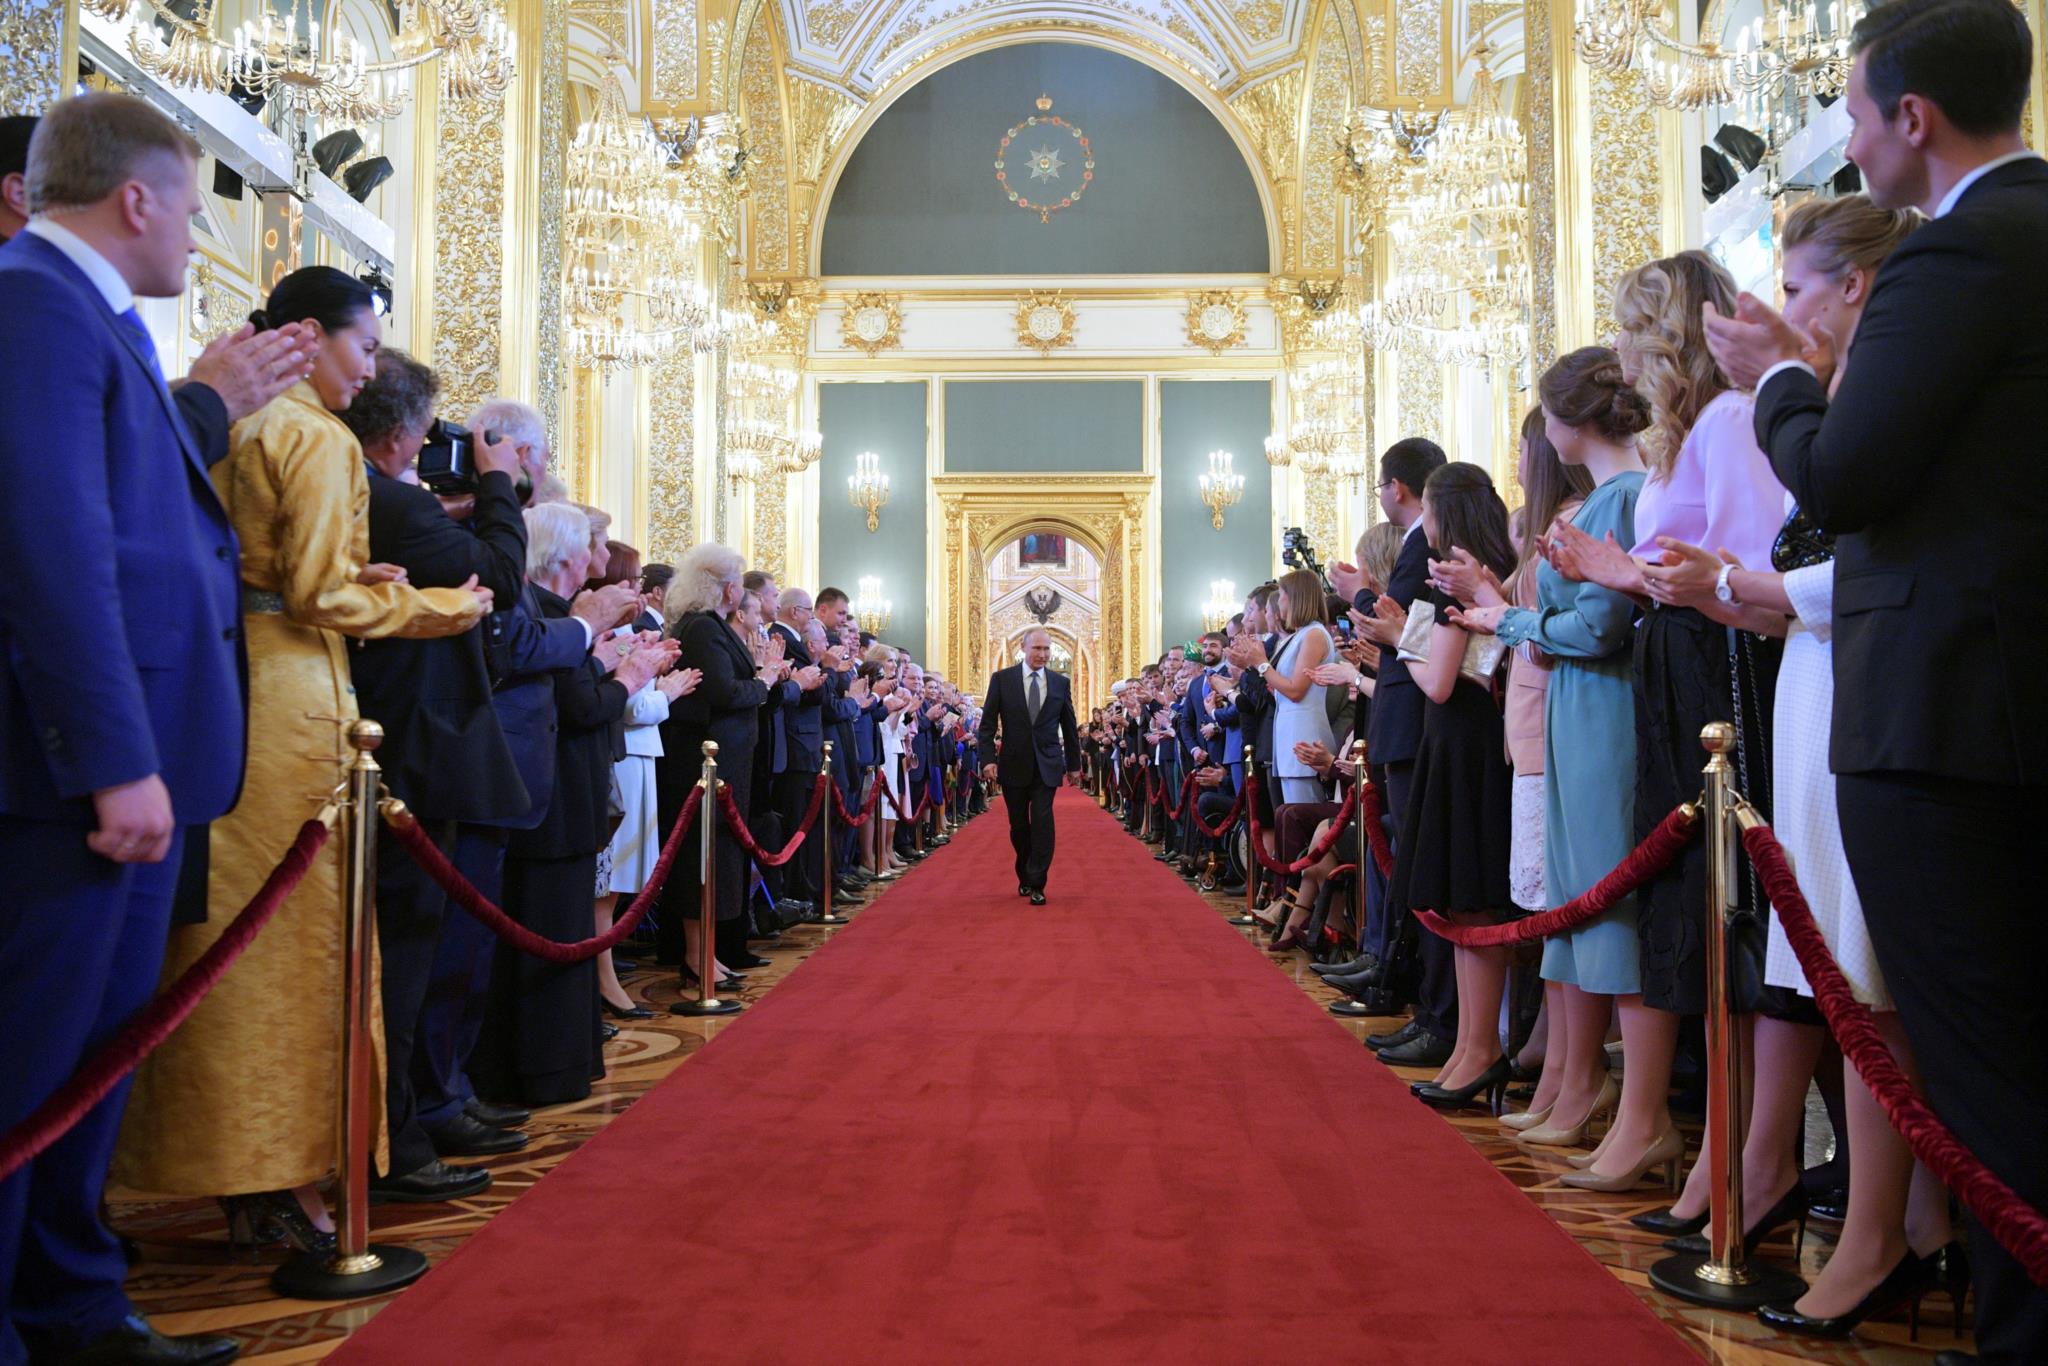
left=1496, top=471, right=1644, bottom=994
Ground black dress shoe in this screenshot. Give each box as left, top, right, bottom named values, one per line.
left=466, top=1098, right=530, bottom=1129
left=1029, top=890, right=1047, bottom=905
left=1321, top=965, right=1384, bottom=996
left=778, top=898, right=816, bottom=918
left=1018, top=885, right=1032, bottom=897
left=368, top=1160, right=492, bottom=1204
left=729, top=952, right=772, bottom=970
left=428, top=1113, right=530, bottom=1158
left=1367, top=1019, right=1423, bottom=1051
left=1312, top=953, right=1379, bottom=978
left=1217, top=879, right=1246, bottom=895
left=1756, top=1251, right=1935, bottom=1339
left=602, top=999, right=655, bottom=1020
left=1376, top=1030, right=1454, bottom=1068
left=49, top=1315, right=239, bottom=1365
left=599, top=1021, right=620, bottom=1041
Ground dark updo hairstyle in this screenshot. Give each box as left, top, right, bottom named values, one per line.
left=1539, top=346, right=1654, bottom=444
left=1516, top=406, right=1595, bottom=567
left=250, top=265, right=378, bottom=335
left=1422, top=461, right=1517, bottom=584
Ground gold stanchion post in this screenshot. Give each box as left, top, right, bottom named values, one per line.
left=817, top=741, right=849, bottom=926
left=672, top=741, right=743, bottom=1018
left=1230, top=743, right=1258, bottom=926
left=272, top=720, right=428, bottom=1299
left=1352, top=739, right=1370, bottom=950
left=1649, top=723, right=1805, bottom=1308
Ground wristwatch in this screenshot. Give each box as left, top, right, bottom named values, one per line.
left=1255, top=662, right=1272, bottom=676
left=1714, top=563, right=1738, bottom=605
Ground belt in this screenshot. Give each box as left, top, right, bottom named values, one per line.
left=243, top=586, right=286, bottom=615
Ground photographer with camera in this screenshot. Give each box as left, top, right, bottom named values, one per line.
left=343, top=352, right=541, bottom=1191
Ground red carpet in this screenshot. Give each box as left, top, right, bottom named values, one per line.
left=331, top=792, right=1694, bottom=1364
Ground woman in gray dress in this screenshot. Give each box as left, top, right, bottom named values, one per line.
left=1454, top=347, right=1648, bottom=1153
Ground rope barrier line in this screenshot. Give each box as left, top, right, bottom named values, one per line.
left=1187, top=781, right=1247, bottom=839
left=716, top=774, right=827, bottom=867
left=1410, top=804, right=1700, bottom=948
left=384, top=785, right=704, bottom=966
left=1357, top=779, right=1397, bottom=878
left=1742, top=821, right=2048, bottom=1287
left=879, top=774, right=933, bottom=824
left=1152, top=772, right=1194, bottom=821
left=0, top=817, right=334, bottom=1183
left=831, top=780, right=884, bottom=830
left=1244, top=773, right=1360, bottom=874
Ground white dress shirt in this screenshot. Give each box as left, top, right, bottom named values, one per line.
left=22, top=217, right=135, bottom=313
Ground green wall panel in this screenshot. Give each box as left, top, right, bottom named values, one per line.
left=943, top=380, right=1143, bottom=472
left=818, top=382, right=929, bottom=660
left=822, top=43, right=1269, bottom=276
left=1159, top=380, right=1274, bottom=646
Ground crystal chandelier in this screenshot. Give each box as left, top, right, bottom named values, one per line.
left=847, top=451, right=889, bottom=533
left=1575, top=0, right=1864, bottom=112
left=102, top=0, right=511, bottom=129
left=1269, top=360, right=1366, bottom=479
left=853, top=576, right=893, bottom=634
left=1197, top=450, right=1243, bottom=531
left=562, top=68, right=706, bottom=371
left=1201, top=580, right=1237, bottom=633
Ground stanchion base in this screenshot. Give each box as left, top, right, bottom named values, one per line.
left=816, top=912, right=851, bottom=926
left=1648, top=1252, right=1805, bottom=1309
left=271, top=1244, right=428, bottom=1300
left=671, top=997, right=745, bottom=1017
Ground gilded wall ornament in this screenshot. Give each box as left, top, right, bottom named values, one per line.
left=840, top=291, right=903, bottom=355
left=994, top=95, right=1095, bottom=224
left=1185, top=289, right=1248, bottom=354
left=1016, top=292, right=1076, bottom=355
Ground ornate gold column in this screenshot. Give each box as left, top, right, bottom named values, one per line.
left=1524, top=0, right=1561, bottom=368
left=500, top=0, right=568, bottom=466
left=430, top=97, right=506, bottom=423
left=645, top=343, right=697, bottom=563
left=1, top=0, right=69, bottom=113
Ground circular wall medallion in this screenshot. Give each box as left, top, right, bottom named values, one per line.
left=994, top=96, right=1095, bottom=224
left=1198, top=303, right=1236, bottom=341
left=1027, top=305, right=1066, bottom=341
left=852, top=307, right=891, bottom=343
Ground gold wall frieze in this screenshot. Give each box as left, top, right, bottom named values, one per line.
left=1525, top=0, right=1559, bottom=368
left=1015, top=291, right=1077, bottom=355
left=1396, top=344, right=1444, bottom=445
left=0, top=0, right=65, bottom=114
left=537, top=0, right=569, bottom=455
left=646, top=337, right=697, bottom=561
left=432, top=94, right=507, bottom=425
left=742, top=6, right=794, bottom=275
left=1299, top=6, right=1351, bottom=271
left=807, top=352, right=1281, bottom=375
left=1185, top=289, right=1250, bottom=353
left=839, top=290, right=904, bottom=354
left=652, top=0, right=700, bottom=104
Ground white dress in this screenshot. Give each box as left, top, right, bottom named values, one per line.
left=1763, top=560, right=1890, bottom=1008
left=879, top=706, right=913, bottom=815
left=1270, top=622, right=1336, bottom=801
left=605, top=683, right=670, bottom=894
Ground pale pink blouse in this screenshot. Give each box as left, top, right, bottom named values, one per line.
left=1629, top=389, right=1787, bottom=569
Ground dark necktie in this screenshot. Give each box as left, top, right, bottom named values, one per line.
left=116, top=306, right=161, bottom=379
left=1027, top=670, right=1042, bottom=722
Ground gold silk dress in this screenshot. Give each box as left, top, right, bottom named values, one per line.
left=116, top=382, right=484, bottom=1196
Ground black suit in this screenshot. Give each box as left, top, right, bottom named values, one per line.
left=768, top=621, right=826, bottom=901
left=1752, top=155, right=2048, bottom=1362
left=354, top=465, right=530, bottom=1171
left=976, top=663, right=1080, bottom=892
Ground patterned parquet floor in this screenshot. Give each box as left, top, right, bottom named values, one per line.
left=106, top=811, right=1974, bottom=1364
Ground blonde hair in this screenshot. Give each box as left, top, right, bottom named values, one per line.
left=27, top=93, right=198, bottom=213
left=1357, top=522, right=1403, bottom=596
left=1779, top=194, right=1922, bottom=281
left=665, top=542, right=745, bottom=620
left=1613, top=250, right=1738, bottom=479
left=522, top=503, right=589, bottom=581
left=1274, top=569, right=1326, bottom=633
left=576, top=503, right=612, bottom=550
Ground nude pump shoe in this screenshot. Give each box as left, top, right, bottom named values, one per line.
left=1499, top=1101, right=1555, bottom=1133
left=1558, top=1125, right=1685, bottom=1194
left=1518, top=1074, right=1618, bottom=1148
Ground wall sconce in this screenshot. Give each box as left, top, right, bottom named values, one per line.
left=1202, top=579, right=1237, bottom=633
left=847, top=450, right=889, bottom=532
left=1198, top=449, right=1244, bottom=531
left=853, top=575, right=893, bottom=634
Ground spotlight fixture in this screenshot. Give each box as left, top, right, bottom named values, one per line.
left=341, top=155, right=392, bottom=203
left=356, top=265, right=393, bottom=318
left=1701, top=145, right=1738, bottom=203
left=1712, top=123, right=1768, bottom=173
left=311, top=129, right=363, bottom=179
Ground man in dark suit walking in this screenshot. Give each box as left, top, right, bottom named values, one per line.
left=1705, top=3, right=2046, bottom=1356
left=977, top=629, right=1080, bottom=905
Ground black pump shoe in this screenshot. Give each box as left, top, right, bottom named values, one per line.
left=1665, top=1181, right=1808, bottom=1259
left=1756, top=1251, right=1936, bottom=1340
left=1632, top=1205, right=1711, bottom=1237
left=1413, top=1056, right=1511, bottom=1115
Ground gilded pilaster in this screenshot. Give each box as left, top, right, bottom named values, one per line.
left=0, top=0, right=66, bottom=114
left=535, top=0, right=567, bottom=458
left=1303, top=479, right=1338, bottom=570
left=646, top=338, right=697, bottom=563
left=431, top=96, right=506, bottom=423
left=1524, top=0, right=1559, bottom=368
left=1397, top=346, right=1443, bottom=445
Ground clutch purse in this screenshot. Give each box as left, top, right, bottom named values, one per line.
left=1396, top=599, right=1508, bottom=691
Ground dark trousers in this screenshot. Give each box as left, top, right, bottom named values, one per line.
left=1386, top=760, right=1455, bottom=1038
left=412, top=825, right=507, bottom=1133
left=1838, top=772, right=2048, bottom=1364
left=375, top=816, right=458, bottom=1176
left=772, top=767, right=821, bottom=902
left=0, top=820, right=184, bottom=1361
left=1002, top=778, right=1057, bottom=891
left=472, top=852, right=602, bottom=1107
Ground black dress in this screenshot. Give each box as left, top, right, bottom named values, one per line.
left=1388, top=587, right=1515, bottom=922
left=473, top=583, right=626, bottom=1106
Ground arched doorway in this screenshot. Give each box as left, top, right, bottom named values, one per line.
left=987, top=535, right=1101, bottom=705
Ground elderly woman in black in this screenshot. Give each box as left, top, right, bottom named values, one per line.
left=473, top=503, right=672, bottom=1105
left=657, top=543, right=780, bottom=998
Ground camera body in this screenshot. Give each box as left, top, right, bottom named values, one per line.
left=416, top=419, right=501, bottom=495
left=1279, top=526, right=1329, bottom=589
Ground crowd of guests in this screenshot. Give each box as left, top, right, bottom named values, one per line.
left=1085, top=2, right=2045, bottom=1359
left=0, top=93, right=982, bottom=1366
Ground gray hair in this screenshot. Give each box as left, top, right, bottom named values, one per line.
left=523, top=503, right=588, bottom=581
left=665, top=542, right=745, bottom=620
left=27, top=93, right=198, bottom=213
left=340, top=348, right=438, bottom=449
left=468, top=397, right=546, bottom=459
left=576, top=503, right=611, bottom=549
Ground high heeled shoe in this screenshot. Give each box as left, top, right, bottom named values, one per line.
left=1499, top=1100, right=1556, bottom=1133
left=602, top=999, right=654, bottom=1020
left=1631, top=1205, right=1710, bottom=1237
left=1518, top=1075, right=1619, bottom=1149
left=219, top=1191, right=336, bottom=1258
left=1559, top=1126, right=1685, bottom=1193
left=1268, top=925, right=1311, bottom=953
left=1919, top=1239, right=1972, bottom=1337
left=1415, top=1056, right=1512, bottom=1115
left=1664, top=1181, right=1808, bottom=1259
left=1756, top=1251, right=1937, bottom=1340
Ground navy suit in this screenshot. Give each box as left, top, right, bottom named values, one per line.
left=976, top=664, right=1080, bottom=891
left=0, top=231, right=244, bottom=1357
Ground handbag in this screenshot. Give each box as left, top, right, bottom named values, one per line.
left=1395, top=599, right=1508, bottom=691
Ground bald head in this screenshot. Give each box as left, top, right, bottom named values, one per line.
left=777, top=586, right=813, bottom=628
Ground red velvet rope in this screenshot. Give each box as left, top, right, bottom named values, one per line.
left=385, top=785, right=703, bottom=965
left=1411, top=804, right=1700, bottom=947
left=1245, top=773, right=1361, bottom=874
left=832, top=779, right=883, bottom=829
left=1157, top=772, right=1195, bottom=820
left=1187, top=781, right=1247, bottom=838
left=0, top=818, right=332, bottom=1183
left=717, top=774, right=827, bottom=867
left=1743, top=823, right=2048, bottom=1286
left=880, top=774, right=933, bottom=823
left=1357, top=779, right=1397, bottom=878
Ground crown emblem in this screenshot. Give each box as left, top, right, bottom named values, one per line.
left=1035, top=94, right=1053, bottom=111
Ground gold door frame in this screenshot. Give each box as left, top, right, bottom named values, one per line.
left=932, top=474, right=1152, bottom=699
